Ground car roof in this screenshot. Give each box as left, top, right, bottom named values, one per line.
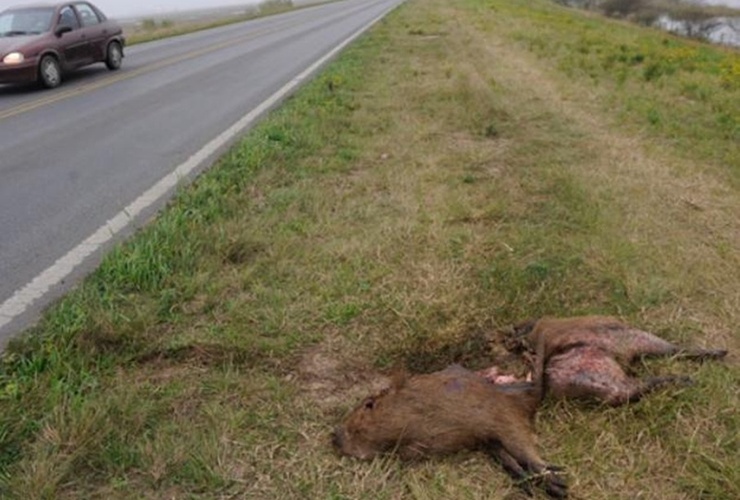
left=2, top=2, right=105, bottom=15
left=2, top=4, right=58, bottom=11
left=3, top=2, right=89, bottom=10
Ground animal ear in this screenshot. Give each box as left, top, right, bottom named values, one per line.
left=513, top=319, right=537, bottom=337
left=389, top=366, right=408, bottom=391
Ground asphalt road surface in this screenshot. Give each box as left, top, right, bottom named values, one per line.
left=0, top=0, right=403, bottom=344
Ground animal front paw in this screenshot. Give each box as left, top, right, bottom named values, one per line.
left=538, top=465, right=568, bottom=499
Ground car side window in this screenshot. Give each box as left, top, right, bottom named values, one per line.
left=58, top=6, right=80, bottom=30
left=74, top=3, right=101, bottom=27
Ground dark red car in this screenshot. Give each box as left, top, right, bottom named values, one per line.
left=0, top=1, right=125, bottom=88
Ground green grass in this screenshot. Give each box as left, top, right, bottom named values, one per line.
left=1, top=0, right=738, bottom=498
left=490, top=0, right=740, bottom=180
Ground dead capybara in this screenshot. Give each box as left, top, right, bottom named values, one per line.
left=511, top=315, right=727, bottom=406
left=333, top=364, right=567, bottom=498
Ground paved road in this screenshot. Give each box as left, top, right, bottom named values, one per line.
left=0, top=0, right=403, bottom=344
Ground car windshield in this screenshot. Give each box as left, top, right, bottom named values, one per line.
left=0, top=8, right=55, bottom=37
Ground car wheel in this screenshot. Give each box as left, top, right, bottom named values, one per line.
left=38, top=55, right=61, bottom=89
left=105, top=41, right=122, bottom=70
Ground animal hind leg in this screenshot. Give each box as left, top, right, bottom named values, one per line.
left=603, top=375, right=693, bottom=405
left=547, top=349, right=643, bottom=405
left=625, top=328, right=727, bottom=362
left=622, top=328, right=683, bottom=360
left=672, top=348, right=728, bottom=362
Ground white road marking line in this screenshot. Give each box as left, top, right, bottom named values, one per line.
left=0, top=4, right=398, bottom=333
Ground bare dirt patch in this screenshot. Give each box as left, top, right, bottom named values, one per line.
left=293, top=338, right=391, bottom=412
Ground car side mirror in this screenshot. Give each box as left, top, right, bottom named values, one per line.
left=55, top=25, right=73, bottom=37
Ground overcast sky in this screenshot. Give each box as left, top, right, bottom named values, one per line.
left=0, top=1, right=264, bottom=18
left=0, top=0, right=738, bottom=19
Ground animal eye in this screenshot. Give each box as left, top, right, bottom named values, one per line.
left=364, top=398, right=375, bottom=410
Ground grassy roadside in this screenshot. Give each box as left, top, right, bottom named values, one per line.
left=1, top=0, right=738, bottom=498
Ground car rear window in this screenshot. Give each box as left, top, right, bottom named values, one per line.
left=75, top=3, right=102, bottom=27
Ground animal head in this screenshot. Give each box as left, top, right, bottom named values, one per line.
left=332, top=371, right=408, bottom=459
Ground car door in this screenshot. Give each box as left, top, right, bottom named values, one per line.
left=54, top=4, right=90, bottom=68
left=73, top=2, right=106, bottom=62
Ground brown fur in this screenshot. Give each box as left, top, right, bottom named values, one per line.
left=515, top=315, right=727, bottom=405
left=333, top=364, right=567, bottom=498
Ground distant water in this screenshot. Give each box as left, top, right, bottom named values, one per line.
left=654, top=15, right=740, bottom=47
left=700, top=0, right=740, bottom=7
left=555, top=0, right=740, bottom=48
left=698, top=0, right=740, bottom=48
